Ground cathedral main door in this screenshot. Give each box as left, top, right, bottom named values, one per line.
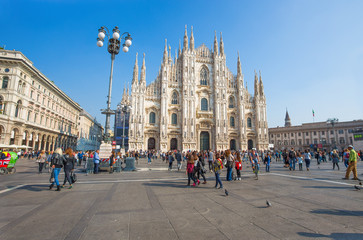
left=148, top=138, right=156, bottom=150
left=200, top=131, right=210, bottom=151
left=170, top=138, right=177, bottom=150
left=230, top=139, right=236, bottom=151
left=248, top=139, right=253, bottom=150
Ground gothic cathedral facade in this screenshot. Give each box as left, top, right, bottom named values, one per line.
left=128, top=26, right=268, bottom=152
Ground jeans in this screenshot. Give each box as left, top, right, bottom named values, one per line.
left=289, top=158, right=296, bottom=170
left=148, top=158, right=151, bottom=163
left=208, top=161, right=213, bottom=171
left=333, top=162, right=340, bottom=170
left=299, top=163, right=303, bottom=171
left=236, top=168, right=241, bottom=178
left=226, top=166, right=233, bottom=181
left=63, top=165, right=72, bottom=185
left=94, top=162, right=99, bottom=174
left=344, top=159, right=349, bottom=168
left=266, top=163, right=270, bottom=172
left=54, top=168, right=61, bottom=186
left=168, top=161, right=173, bottom=170
left=305, top=159, right=310, bottom=169
left=38, top=163, right=44, bottom=173
left=177, top=161, right=182, bottom=170
left=215, top=172, right=223, bottom=188
left=187, top=172, right=196, bottom=185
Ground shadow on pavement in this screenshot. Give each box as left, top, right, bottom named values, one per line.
left=311, top=209, right=363, bottom=216
left=298, top=232, right=363, bottom=239
left=18, top=184, right=48, bottom=192
left=302, top=186, right=348, bottom=189
left=143, top=181, right=191, bottom=189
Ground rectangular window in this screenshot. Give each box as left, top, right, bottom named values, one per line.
left=322, top=138, right=326, bottom=144
left=306, top=132, right=309, bottom=136
left=321, top=131, right=325, bottom=135
left=27, top=112, right=30, bottom=121
left=271, top=134, right=274, bottom=138
left=291, top=133, right=294, bottom=137
left=313, top=139, right=318, bottom=144
left=277, top=134, right=280, bottom=138
left=314, top=131, right=317, bottom=136
left=330, top=130, right=334, bottom=134
left=348, top=129, right=353, bottom=133
left=306, top=139, right=310, bottom=145
left=338, top=130, right=344, bottom=134
left=298, top=132, right=301, bottom=136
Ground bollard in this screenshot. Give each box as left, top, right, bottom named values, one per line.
left=123, top=157, right=137, bottom=171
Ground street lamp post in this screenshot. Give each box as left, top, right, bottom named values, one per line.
left=327, top=118, right=339, bottom=150
left=97, top=26, right=132, bottom=143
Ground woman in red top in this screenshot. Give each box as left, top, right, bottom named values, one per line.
left=186, top=152, right=197, bottom=187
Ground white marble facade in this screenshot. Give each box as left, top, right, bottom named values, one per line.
left=127, top=26, right=269, bottom=152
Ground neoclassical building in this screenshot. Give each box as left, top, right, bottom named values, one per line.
left=0, top=49, right=81, bottom=151
left=269, top=111, right=363, bottom=151
left=128, top=27, right=268, bottom=152
left=76, top=109, right=103, bottom=151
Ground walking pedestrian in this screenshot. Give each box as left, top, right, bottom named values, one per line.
left=342, top=149, right=350, bottom=168
left=186, top=152, right=197, bottom=187
left=342, top=145, right=360, bottom=180
left=176, top=150, right=182, bottom=171
left=62, top=148, right=76, bottom=189
left=297, top=153, right=303, bottom=171
left=304, top=149, right=311, bottom=171
left=213, top=153, right=223, bottom=189
left=208, top=149, right=214, bottom=173
left=93, top=149, right=100, bottom=174
left=225, top=150, right=234, bottom=181
left=36, top=150, right=47, bottom=174
left=168, top=152, right=174, bottom=171
left=332, top=150, right=340, bottom=170
left=265, top=152, right=271, bottom=172
left=288, top=148, right=297, bottom=171
left=235, top=152, right=242, bottom=180
left=197, top=152, right=207, bottom=184
left=49, top=148, right=65, bottom=191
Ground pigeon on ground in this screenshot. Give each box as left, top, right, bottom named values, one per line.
left=359, top=181, right=362, bottom=186
left=266, top=200, right=272, bottom=207
left=225, top=189, right=229, bottom=196
left=354, top=185, right=360, bottom=190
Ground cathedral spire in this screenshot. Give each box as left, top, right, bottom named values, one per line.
left=121, top=87, right=126, bottom=104
left=219, top=32, right=224, bottom=56
left=254, top=70, right=259, bottom=96
left=178, top=39, right=181, bottom=57
left=132, top=52, right=139, bottom=85
left=190, top=26, right=194, bottom=51
left=214, top=30, right=218, bottom=55
left=285, top=109, right=291, bottom=127
left=237, top=52, right=242, bottom=77
left=259, top=70, right=264, bottom=95
left=183, top=25, right=188, bottom=52
left=168, top=45, right=172, bottom=62
left=163, top=39, right=168, bottom=63
left=140, top=53, right=146, bottom=85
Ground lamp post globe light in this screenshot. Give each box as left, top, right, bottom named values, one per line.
left=327, top=118, right=339, bottom=150
left=97, top=26, right=132, bottom=143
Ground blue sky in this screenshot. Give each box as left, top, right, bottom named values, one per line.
left=1, top=0, right=362, bottom=128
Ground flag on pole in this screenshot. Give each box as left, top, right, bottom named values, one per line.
left=312, top=109, right=315, bottom=117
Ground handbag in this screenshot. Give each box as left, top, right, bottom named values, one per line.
left=71, top=172, right=77, bottom=183
left=49, top=169, right=55, bottom=183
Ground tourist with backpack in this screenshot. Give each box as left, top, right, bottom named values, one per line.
left=62, top=148, right=76, bottom=189
left=213, top=153, right=223, bottom=189
left=288, top=148, right=297, bottom=171
left=186, top=152, right=197, bottom=187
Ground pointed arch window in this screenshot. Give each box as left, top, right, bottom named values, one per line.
left=230, top=116, right=235, bottom=127
left=247, top=117, right=252, bottom=128
left=17, top=81, right=22, bottom=93
left=200, top=66, right=209, bottom=85
left=149, top=112, right=156, bottom=124
left=171, top=113, right=177, bottom=125
left=2, top=77, right=9, bottom=89
left=171, top=91, right=178, bottom=104
left=229, top=96, right=235, bottom=108
left=201, top=98, right=208, bottom=111
left=15, top=100, right=22, bottom=118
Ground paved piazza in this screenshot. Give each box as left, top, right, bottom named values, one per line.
left=1, top=158, right=362, bottom=240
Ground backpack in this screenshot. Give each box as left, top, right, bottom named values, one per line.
left=289, top=151, right=296, bottom=159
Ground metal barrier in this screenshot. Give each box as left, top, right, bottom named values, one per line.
left=85, top=157, right=123, bottom=173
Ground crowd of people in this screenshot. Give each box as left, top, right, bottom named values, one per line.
left=3, top=144, right=361, bottom=191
